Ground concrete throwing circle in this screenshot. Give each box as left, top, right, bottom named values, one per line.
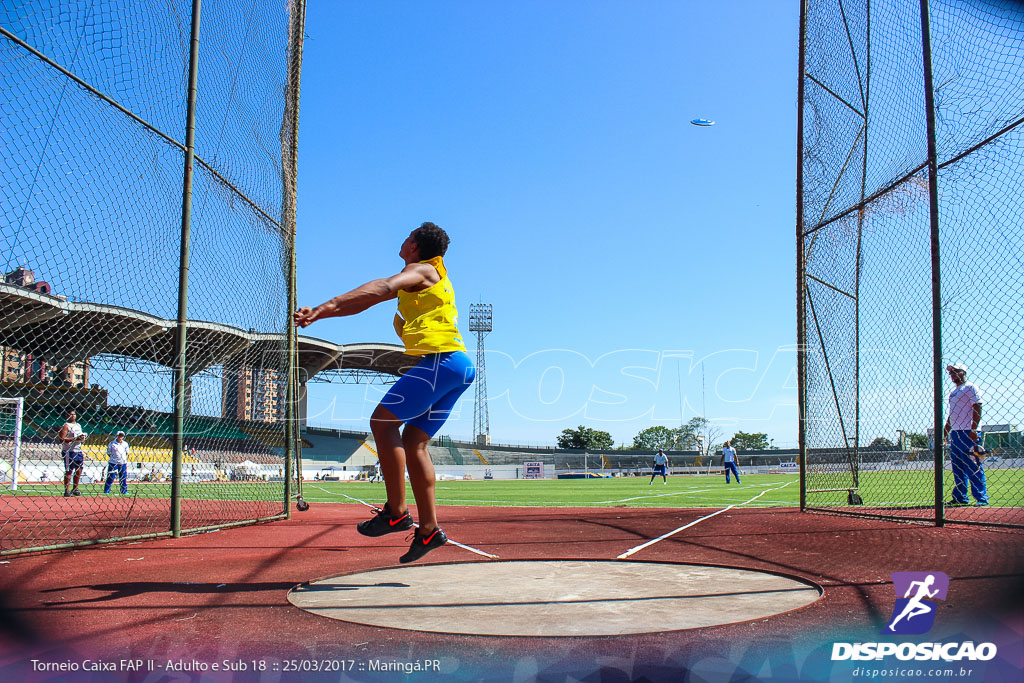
left=288, top=561, right=821, bottom=636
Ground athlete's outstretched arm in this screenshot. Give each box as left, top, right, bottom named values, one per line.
left=295, top=264, right=436, bottom=328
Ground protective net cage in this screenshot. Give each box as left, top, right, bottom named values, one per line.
left=798, top=0, right=1024, bottom=526
left=1, top=0, right=304, bottom=554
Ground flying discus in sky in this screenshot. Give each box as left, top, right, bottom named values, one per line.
left=691, top=118, right=715, bottom=126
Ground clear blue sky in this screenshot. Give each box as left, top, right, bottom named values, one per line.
left=295, top=1, right=801, bottom=448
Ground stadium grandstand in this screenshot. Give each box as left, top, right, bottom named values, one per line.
left=294, top=426, right=1023, bottom=482
left=282, top=425, right=809, bottom=480
left=0, top=277, right=426, bottom=486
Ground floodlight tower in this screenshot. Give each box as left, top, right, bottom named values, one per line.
left=468, top=303, right=492, bottom=444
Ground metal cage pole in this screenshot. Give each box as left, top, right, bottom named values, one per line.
left=171, top=0, right=203, bottom=537
left=282, top=0, right=307, bottom=516
left=919, top=0, right=945, bottom=527
left=796, top=0, right=809, bottom=512
left=284, top=354, right=293, bottom=518
left=853, top=2, right=871, bottom=492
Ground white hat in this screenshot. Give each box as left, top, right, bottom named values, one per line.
left=946, top=362, right=968, bottom=374
left=116, top=430, right=125, bottom=436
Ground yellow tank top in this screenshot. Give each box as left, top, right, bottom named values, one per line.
left=395, top=256, right=467, bottom=356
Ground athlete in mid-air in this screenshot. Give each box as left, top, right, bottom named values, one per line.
left=295, top=222, right=475, bottom=563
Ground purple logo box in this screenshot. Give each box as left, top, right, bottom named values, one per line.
left=884, top=572, right=950, bottom=635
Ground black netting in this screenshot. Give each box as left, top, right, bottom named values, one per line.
left=0, top=0, right=303, bottom=553
left=800, top=0, right=1023, bottom=525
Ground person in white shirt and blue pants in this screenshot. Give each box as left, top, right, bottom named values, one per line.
left=104, top=431, right=130, bottom=495
left=650, top=449, right=669, bottom=484
left=722, top=441, right=741, bottom=484
left=942, top=363, right=987, bottom=506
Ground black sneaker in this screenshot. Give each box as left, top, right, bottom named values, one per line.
left=63, top=490, right=71, bottom=498
left=399, top=527, right=448, bottom=564
left=71, top=489, right=82, bottom=497
left=356, top=504, right=413, bottom=537
left=946, top=500, right=969, bottom=507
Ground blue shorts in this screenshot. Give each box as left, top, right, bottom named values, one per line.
left=653, top=464, right=667, bottom=475
left=379, top=351, right=475, bottom=437
left=64, top=450, right=84, bottom=472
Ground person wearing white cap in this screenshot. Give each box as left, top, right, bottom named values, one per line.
left=942, top=363, right=987, bottom=506
left=104, top=431, right=130, bottom=496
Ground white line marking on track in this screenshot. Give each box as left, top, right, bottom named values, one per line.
left=441, top=536, right=499, bottom=559
left=616, top=481, right=796, bottom=560
left=308, top=486, right=499, bottom=559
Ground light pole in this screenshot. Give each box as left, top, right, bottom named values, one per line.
left=468, top=303, right=492, bottom=444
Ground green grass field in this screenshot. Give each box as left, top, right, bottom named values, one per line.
left=302, top=474, right=802, bottom=508
left=5, top=469, right=1022, bottom=508
left=805, top=467, right=1024, bottom=507
left=3, top=474, right=799, bottom=507
left=302, top=468, right=1023, bottom=509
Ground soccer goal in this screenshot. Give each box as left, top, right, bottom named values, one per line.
left=0, top=398, right=24, bottom=491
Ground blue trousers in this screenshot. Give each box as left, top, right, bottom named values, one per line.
left=950, top=431, right=987, bottom=504
left=379, top=351, right=475, bottom=437
left=104, top=463, right=128, bottom=494
left=724, top=461, right=740, bottom=483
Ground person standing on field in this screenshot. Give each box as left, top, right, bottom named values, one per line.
left=650, top=449, right=669, bottom=485
left=722, top=441, right=741, bottom=484
left=60, top=409, right=85, bottom=497
left=942, top=363, right=987, bottom=507
left=104, top=431, right=130, bottom=495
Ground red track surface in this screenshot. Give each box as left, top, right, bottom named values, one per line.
left=1, top=494, right=285, bottom=550
left=1, top=504, right=1022, bottom=682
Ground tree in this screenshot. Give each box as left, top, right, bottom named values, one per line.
left=681, top=416, right=722, bottom=460
left=675, top=419, right=699, bottom=450
left=556, top=425, right=615, bottom=450
left=731, top=431, right=769, bottom=451
left=631, top=425, right=681, bottom=450
left=906, top=432, right=929, bottom=449
left=870, top=436, right=895, bottom=448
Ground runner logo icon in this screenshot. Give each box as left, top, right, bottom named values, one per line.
left=884, top=571, right=949, bottom=635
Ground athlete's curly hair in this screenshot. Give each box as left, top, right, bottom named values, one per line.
left=411, top=222, right=450, bottom=259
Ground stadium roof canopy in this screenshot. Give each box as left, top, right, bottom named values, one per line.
left=0, top=282, right=414, bottom=380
